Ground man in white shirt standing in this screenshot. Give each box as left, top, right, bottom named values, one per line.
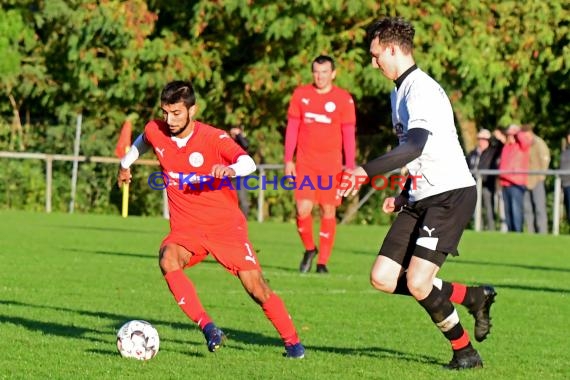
left=338, top=16, right=496, bottom=370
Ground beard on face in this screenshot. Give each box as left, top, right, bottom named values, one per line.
left=170, top=115, right=191, bottom=136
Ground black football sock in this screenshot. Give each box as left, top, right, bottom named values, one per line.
left=418, top=286, right=471, bottom=350
left=392, top=275, right=412, bottom=296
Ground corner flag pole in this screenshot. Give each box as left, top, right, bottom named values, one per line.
left=121, top=147, right=130, bottom=218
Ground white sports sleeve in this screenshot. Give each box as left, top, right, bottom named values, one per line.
left=228, top=155, right=256, bottom=177
left=120, top=134, right=151, bottom=169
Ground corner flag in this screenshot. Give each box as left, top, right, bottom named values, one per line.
left=115, top=120, right=132, bottom=218
left=115, top=120, right=132, bottom=159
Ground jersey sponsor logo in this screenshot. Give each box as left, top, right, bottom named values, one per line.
left=324, top=101, right=336, bottom=112
left=166, top=171, right=206, bottom=185
left=301, top=98, right=310, bottom=105
left=304, top=112, right=332, bottom=124
left=165, top=171, right=179, bottom=186
left=188, top=152, right=204, bottom=167
left=155, top=147, right=165, bottom=158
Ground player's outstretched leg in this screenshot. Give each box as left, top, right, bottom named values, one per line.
left=161, top=244, right=225, bottom=353
left=444, top=345, right=483, bottom=370
left=297, top=214, right=317, bottom=273
left=402, top=279, right=497, bottom=342
left=261, top=293, right=305, bottom=359
left=202, top=322, right=226, bottom=352
left=417, top=285, right=483, bottom=370
left=300, top=248, right=318, bottom=273
left=468, top=285, right=497, bottom=342
left=316, top=217, right=336, bottom=274
left=284, top=342, right=306, bottom=359
left=239, top=270, right=305, bottom=358
left=441, top=281, right=497, bottom=342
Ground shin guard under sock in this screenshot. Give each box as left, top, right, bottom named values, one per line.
left=164, top=269, right=212, bottom=329
left=261, top=293, right=300, bottom=345
left=296, top=215, right=315, bottom=251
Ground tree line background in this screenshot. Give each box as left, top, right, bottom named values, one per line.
left=0, top=0, right=568, bottom=224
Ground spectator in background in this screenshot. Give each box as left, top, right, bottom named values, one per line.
left=230, top=126, right=251, bottom=218
left=497, top=124, right=532, bottom=232
left=560, top=131, right=570, bottom=225
left=466, top=128, right=503, bottom=230
left=523, top=124, right=550, bottom=234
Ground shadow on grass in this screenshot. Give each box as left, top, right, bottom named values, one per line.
left=86, top=347, right=204, bottom=358
left=62, top=247, right=155, bottom=260
left=0, top=314, right=101, bottom=340
left=218, top=328, right=442, bottom=364
left=308, top=344, right=442, bottom=365
left=0, top=299, right=207, bottom=356
left=447, top=258, right=570, bottom=274
left=0, top=299, right=442, bottom=364
left=488, top=283, right=570, bottom=294
left=343, top=251, right=570, bottom=275
left=49, top=224, right=163, bottom=235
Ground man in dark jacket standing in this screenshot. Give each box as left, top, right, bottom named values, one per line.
left=467, top=129, right=503, bottom=231
left=560, top=131, right=570, bottom=225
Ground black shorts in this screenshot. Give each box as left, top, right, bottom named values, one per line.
left=379, top=186, right=476, bottom=268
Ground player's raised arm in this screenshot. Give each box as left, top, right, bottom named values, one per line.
left=117, top=133, right=152, bottom=188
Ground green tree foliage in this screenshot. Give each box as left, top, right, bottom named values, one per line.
left=0, top=0, right=568, bottom=223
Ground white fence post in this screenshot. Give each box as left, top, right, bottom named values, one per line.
left=553, top=176, right=561, bottom=236
left=45, top=155, right=52, bottom=213
left=257, top=166, right=265, bottom=223
left=474, top=173, right=483, bottom=232
left=69, top=113, right=83, bottom=213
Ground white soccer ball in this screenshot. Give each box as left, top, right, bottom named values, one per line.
left=116, top=320, right=160, bottom=360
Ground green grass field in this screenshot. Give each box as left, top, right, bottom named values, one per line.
left=0, top=210, right=568, bottom=379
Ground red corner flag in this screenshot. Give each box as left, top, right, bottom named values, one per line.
left=115, top=120, right=132, bottom=158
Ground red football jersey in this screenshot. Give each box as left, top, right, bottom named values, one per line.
left=144, top=120, right=247, bottom=233
left=287, top=84, right=356, bottom=169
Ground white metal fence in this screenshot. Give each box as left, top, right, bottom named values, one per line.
left=1, top=151, right=569, bottom=234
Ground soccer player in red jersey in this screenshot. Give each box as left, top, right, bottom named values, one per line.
left=284, top=55, right=356, bottom=274
left=117, top=80, right=305, bottom=358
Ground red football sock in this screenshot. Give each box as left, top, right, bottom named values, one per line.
left=450, top=330, right=471, bottom=351
left=450, top=282, right=467, bottom=304
left=261, top=293, right=300, bottom=345
left=296, top=215, right=315, bottom=251
left=317, top=217, right=336, bottom=265
left=164, top=269, right=212, bottom=330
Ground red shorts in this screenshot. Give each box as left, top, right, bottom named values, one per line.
left=294, top=164, right=342, bottom=206
left=161, top=225, right=261, bottom=276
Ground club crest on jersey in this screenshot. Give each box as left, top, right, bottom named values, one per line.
left=188, top=152, right=204, bottom=167
left=324, top=101, right=336, bottom=112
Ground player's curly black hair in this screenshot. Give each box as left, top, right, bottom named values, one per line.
left=366, top=17, right=415, bottom=54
